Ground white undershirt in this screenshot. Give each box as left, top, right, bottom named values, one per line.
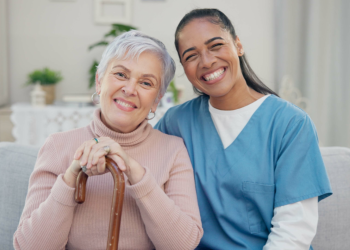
left=208, top=96, right=318, bottom=249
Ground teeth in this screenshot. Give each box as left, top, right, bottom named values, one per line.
left=116, top=99, right=133, bottom=108
left=204, top=68, right=225, bottom=81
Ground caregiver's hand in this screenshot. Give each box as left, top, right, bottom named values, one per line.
left=71, top=137, right=145, bottom=186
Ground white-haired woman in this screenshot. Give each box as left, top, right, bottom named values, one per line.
left=14, top=31, right=203, bottom=250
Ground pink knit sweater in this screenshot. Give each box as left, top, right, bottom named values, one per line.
left=13, top=109, right=203, bottom=250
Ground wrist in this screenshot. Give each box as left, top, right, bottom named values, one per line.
left=127, top=160, right=145, bottom=185
left=63, top=169, right=78, bottom=188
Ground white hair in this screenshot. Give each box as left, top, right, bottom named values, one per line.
left=97, top=30, right=176, bottom=100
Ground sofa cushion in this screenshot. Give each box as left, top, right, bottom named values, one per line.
left=0, top=142, right=349, bottom=249
left=0, top=142, right=39, bottom=250
left=312, top=147, right=350, bottom=250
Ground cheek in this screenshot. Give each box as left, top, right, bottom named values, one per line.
left=184, top=65, right=197, bottom=80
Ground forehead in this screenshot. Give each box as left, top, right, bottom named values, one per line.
left=178, top=19, right=231, bottom=50
left=108, top=51, right=163, bottom=75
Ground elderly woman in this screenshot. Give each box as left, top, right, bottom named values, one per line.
left=14, top=31, right=203, bottom=250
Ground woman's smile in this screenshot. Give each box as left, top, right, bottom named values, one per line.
left=114, top=98, right=137, bottom=112
left=201, top=67, right=227, bottom=85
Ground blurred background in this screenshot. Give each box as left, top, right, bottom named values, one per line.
left=0, top=0, right=349, bottom=147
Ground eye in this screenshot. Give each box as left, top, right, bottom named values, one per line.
left=211, top=43, right=223, bottom=49
left=141, top=81, right=152, bottom=87
left=115, top=72, right=126, bottom=78
left=185, top=54, right=196, bottom=61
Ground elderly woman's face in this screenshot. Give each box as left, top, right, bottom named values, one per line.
left=96, top=51, right=162, bottom=133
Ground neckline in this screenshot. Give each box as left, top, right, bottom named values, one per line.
left=208, top=95, right=270, bottom=116
left=89, top=109, right=152, bottom=147
left=201, top=95, right=273, bottom=150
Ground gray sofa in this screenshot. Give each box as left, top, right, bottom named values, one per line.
left=0, top=142, right=349, bottom=250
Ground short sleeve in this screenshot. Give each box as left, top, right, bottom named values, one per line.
left=154, top=115, right=169, bottom=134
left=274, top=115, right=332, bottom=207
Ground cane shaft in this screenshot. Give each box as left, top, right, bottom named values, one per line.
left=74, top=158, right=125, bottom=250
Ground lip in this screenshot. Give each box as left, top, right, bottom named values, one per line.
left=114, top=97, right=137, bottom=112
left=200, top=67, right=227, bottom=85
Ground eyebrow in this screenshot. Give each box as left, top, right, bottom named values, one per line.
left=112, top=65, right=158, bottom=85
left=181, top=37, right=224, bottom=58
left=112, top=65, right=130, bottom=72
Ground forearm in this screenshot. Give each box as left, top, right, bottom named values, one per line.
left=128, top=167, right=203, bottom=250
left=14, top=175, right=77, bottom=250
left=263, top=197, right=318, bottom=250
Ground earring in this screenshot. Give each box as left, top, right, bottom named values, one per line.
left=240, top=49, right=244, bottom=56
left=91, top=92, right=100, bottom=104
left=146, top=110, right=156, bottom=120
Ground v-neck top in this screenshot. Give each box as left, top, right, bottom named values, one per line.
left=209, top=95, right=270, bottom=149
left=155, top=94, right=332, bottom=250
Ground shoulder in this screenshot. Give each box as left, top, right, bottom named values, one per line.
left=266, top=95, right=311, bottom=127
left=162, top=95, right=205, bottom=121
left=265, top=96, right=318, bottom=144
left=49, top=126, right=93, bottom=147
left=150, top=128, right=186, bottom=150
left=155, top=96, right=206, bottom=136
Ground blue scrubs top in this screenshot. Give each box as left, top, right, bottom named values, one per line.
left=155, top=95, right=332, bottom=250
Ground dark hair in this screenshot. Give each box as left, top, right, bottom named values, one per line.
left=175, top=8, right=278, bottom=96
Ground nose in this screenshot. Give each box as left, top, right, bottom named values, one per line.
left=122, top=79, right=137, bottom=96
left=200, top=51, right=216, bottom=69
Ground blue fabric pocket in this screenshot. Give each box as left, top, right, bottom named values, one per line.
left=242, top=181, right=275, bottom=235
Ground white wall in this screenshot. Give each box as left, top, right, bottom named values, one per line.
left=8, top=0, right=275, bottom=104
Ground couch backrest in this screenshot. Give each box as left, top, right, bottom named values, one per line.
left=312, top=147, right=350, bottom=249
left=0, top=142, right=39, bottom=250
left=0, top=142, right=349, bottom=250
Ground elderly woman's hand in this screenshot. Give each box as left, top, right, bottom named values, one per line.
left=72, top=137, right=145, bottom=185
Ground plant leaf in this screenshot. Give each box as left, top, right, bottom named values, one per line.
left=103, top=29, right=118, bottom=38
left=111, top=23, right=137, bottom=33
left=89, top=60, right=99, bottom=89
left=88, top=41, right=109, bottom=51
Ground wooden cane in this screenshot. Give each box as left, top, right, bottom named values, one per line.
left=74, top=158, right=125, bottom=250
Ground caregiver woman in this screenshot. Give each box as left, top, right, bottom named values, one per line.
left=14, top=31, right=203, bottom=250
left=155, top=9, right=332, bottom=250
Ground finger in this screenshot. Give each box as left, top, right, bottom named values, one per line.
left=69, top=160, right=82, bottom=176
left=74, top=144, right=85, bottom=160
left=80, top=140, right=98, bottom=166
left=109, top=143, right=129, bottom=166
left=108, top=155, right=126, bottom=171
left=97, top=157, right=106, bottom=174
left=90, top=143, right=109, bottom=167
left=85, top=169, right=92, bottom=176
left=90, top=165, right=99, bottom=176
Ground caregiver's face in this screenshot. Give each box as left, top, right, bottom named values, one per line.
left=177, top=19, right=244, bottom=98
left=96, top=51, right=162, bottom=133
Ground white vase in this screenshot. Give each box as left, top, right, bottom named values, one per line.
left=31, top=83, right=46, bottom=107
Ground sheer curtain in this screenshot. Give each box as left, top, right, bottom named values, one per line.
left=274, top=0, right=350, bottom=147
left=0, top=0, right=9, bottom=107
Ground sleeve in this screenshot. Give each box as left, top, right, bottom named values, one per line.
left=274, top=115, right=332, bottom=207
left=13, top=136, right=77, bottom=250
left=263, top=197, right=318, bottom=250
left=126, top=146, right=203, bottom=250
left=154, top=111, right=171, bottom=134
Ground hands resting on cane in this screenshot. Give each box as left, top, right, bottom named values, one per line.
left=63, top=137, right=145, bottom=188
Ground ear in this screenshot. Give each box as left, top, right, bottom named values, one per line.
left=151, top=94, right=163, bottom=112
left=235, top=36, right=244, bottom=56
left=95, top=72, right=101, bottom=94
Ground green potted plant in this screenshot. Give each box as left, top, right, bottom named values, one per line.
left=26, top=68, right=63, bottom=104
